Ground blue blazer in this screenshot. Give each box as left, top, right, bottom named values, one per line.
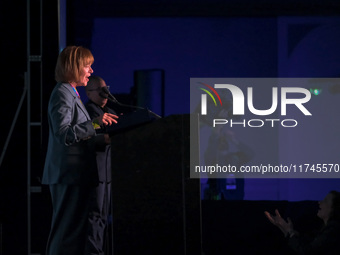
left=85, top=100, right=117, bottom=182
left=42, top=82, right=98, bottom=186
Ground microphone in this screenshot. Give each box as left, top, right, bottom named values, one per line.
left=99, top=91, right=108, bottom=99
left=101, top=87, right=161, bottom=119
left=101, top=86, right=119, bottom=103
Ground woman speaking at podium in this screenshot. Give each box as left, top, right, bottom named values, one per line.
left=42, top=46, right=118, bottom=255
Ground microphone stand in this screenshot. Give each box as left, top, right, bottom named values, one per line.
left=101, top=91, right=161, bottom=119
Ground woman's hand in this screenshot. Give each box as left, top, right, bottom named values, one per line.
left=264, top=209, right=294, bottom=237
left=94, top=113, right=118, bottom=126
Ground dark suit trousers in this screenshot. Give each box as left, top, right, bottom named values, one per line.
left=46, top=184, right=95, bottom=255
left=86, top=181, right=111, bottom=255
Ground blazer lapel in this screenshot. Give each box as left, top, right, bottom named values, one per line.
left=63, top=83, right=91, bottom=120
left=76, top=98, right=91, bottom=120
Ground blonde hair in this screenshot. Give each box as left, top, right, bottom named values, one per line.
left=55, top=46, right=94, bottom=83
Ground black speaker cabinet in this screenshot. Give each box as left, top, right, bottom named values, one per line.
left=110, top=114, right=201, bottom=255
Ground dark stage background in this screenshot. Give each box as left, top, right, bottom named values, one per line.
left=1, top=0, right=340, bottom=254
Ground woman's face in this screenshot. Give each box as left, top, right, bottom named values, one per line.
left=317, top=193, right=334, bottom=223
left=77, top=64, right=93, bottom=87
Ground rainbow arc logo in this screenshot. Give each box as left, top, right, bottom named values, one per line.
left=199, top=82, right=222, bottom=115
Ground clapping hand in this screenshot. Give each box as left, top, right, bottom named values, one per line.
left=264, top=209, right=294, bottom=237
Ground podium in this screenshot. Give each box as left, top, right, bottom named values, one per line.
left=110, top=114, right=202, bottom=254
